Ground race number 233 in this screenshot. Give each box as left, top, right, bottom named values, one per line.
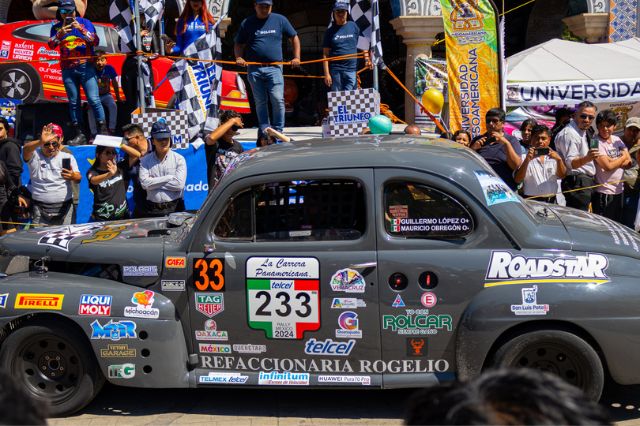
left=193, top=258, right=225, bottom=291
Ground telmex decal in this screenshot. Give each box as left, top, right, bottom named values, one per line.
left=90, top=320, right=137, bottom=341
left=100, top=344, right=136, bottom=357
left=0, top=293, right=8, bottom=308
left=78, top=294, right=112, bottom=316
left=15, top=293, right=64, bottom=310
left=318, top=375, right=371, bottom=385
left=200, top=356, right=450, bottom=373
left=259, top=371, right=309, bottom=385
left=165, top=256, right=186, bottom=268
left=161, top=280, right=186, bottom=291
left=199, top=372, right=248, bottom=384
left=485, top=251, right=609, bottom=287
left=331, top=298, right=366, bottom=309
left=382, top=314, right=453, bottom=335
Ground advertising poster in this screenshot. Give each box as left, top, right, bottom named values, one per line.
left=414, top=57, right=447, bottom=133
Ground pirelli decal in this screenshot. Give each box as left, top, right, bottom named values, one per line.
left=15, top=293, right=64, bottom=310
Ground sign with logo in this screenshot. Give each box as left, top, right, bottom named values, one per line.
left=195, top=319, right=228, bottom=341
left=510, top=285, right=549, bottom=316
left=421, top=292, right=438, bottom=308
left=108, top=363, right=135, bottom=379
left=124, top=290, right=160, bottom=319
left=37, top=224, right=103, bottom=251
left=382, top=314, right=453, bottom=335
left=485, top=251, right=610, bottom=287
left=165, top=256, right=186, bottom=268
left=331, top=298, right=366, bottom=309
left=0, top=293, right=8, bottom=308
left=325, top=88, right=380, bottom=137
left=199, top=343, right=232, bottom=353
left=78, top=294, right=112, bottom=316
left=90, top=320, right=137, bottom=341
left=161, top=280, right=186, bottom=291
left=232, top=344, right=267, bottom=354
left=392, top=294, right=405, bottom=308
left=317, top=375, right=371, bottom=385
left=330, top=268, right=366, bottom=293
left=246, top=257, right=320, bottom=339
left=14, top=293, right=64, bottom=310
left=258, top=371, right=309, bottom=386
left=122, top=265, right=158, bottom=277
left=336, top=311, right=362, bottom=339
left=100, top=344, right=136, bottom=357
left=304, top=338, right=355, bottom=356
left=406, top=338, right=427, bottom=357
left=199, top=372, right=248, bottom=384
left=195, top=293, right=224, bottom=318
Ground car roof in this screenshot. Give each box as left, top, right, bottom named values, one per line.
left=226, top=135, right=488, bottom=180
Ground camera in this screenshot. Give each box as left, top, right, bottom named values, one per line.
left=534, top=147, right=549, bottom=156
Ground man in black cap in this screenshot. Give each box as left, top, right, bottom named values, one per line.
left=138, top=120, right=187, bottom=217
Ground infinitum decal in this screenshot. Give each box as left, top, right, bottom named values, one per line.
left=484, top=251, right=609, bottom=288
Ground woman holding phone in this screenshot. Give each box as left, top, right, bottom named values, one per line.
left=22, top=123, right=80, bottom=226
left=87, top=145, right=129, bottom=221
left=48, top=0, right=106, bottom=145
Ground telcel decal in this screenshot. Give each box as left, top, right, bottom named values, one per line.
left=199, top=372, right=248, bottom=384
left=304, top=338, right=355, bottom=356
left=15, top=293, right=64, bottom=310
left=485, top=252, right=609, bottom=287
left=90, top=320, right=137, bottom=341
left=124, top=290, right=159, bottom=319
left=510, top=285, right=549, bottom=316
left=78, top=294, right=112, bottom=316
left=108, top=363, right=135, bottom=379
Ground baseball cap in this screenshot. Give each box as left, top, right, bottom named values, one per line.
left=58, top=0, right=75, bottom=9
left=151, top=120, right=172, bottom=139
left=333, top=1, right=350, bottom=11
left=626, top=117, right=640, bottom=129
left=47, top=123, right=64, bottom=139
left=256, top=0, right=273, bottom=4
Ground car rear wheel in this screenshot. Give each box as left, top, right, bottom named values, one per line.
left=492, top=330, right=604, bottom=400
left=0, top=64, right=41, bottom=103
left=0, top=322, right=104, bottom=417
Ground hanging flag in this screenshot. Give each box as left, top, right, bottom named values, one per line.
left=168, top=22, right=223, bottom=140
left=348, top=0, right=384, bottom=65
left=140, top=0, right=164, bottom=30
left=441, top=0, right=502, bottom=137
left=109, top=0, right=136, bottom=52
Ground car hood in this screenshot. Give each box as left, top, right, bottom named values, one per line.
left=0, top=217, right=184, bottom=286
left=546, top=205, right=640, bottom=259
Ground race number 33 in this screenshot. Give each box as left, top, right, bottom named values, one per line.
left=246, top=257, right=320, bottom=339
left=193, top=258, right=225, bottom=291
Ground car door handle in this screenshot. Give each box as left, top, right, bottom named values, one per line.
left=348, top=262, right=377, bottom=269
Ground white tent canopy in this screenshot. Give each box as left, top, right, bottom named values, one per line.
left=506, top=38, right=640, bottom=106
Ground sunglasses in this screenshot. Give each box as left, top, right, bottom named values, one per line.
left=486, top=118, right=502, bottom=124
left=580, top=114, right=596, bottom=120
left=59, top=8, right=74, bottom=14
left=44, top=142, right=60, bottom=148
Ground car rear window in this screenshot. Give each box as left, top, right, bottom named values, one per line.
left=384, top=181, right=474, bottom=239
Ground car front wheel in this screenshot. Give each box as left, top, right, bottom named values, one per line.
left=0, top=64, right=41, bottom=103
left=0, top=322, right=104, bottom=417
left=492, top=330, right=604, bottom=400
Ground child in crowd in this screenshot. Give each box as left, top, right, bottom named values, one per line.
left=453, top=129, right=471, bottom=147
left=205, top=110, right=245, bottom=190
left=518, top=118, right=537, bottom=151
left=89, top=50, right=121, bottom=136
left=593, top=109, right=631, bottom=222
left=86, top=145, right=129, bottom=221
left=514, top=124, right=566, bottom=204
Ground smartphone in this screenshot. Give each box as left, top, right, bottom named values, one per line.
left=62, top=158, right=71, bottom=170
left=589, top=137, right=599, bottom=150
left=534, top=147, right=549, bottom=156
left=64, top=16, right=74, bottom=26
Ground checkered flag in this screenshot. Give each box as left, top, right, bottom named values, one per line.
left=37, top=224, right=103, bottom=252
left=109, top=0, right=136, bottom=52
left=168, top=21, right=223, bottom=140
left=350, top=0, right=384, bottom=66
left=140, top=0, right=164, bottom=30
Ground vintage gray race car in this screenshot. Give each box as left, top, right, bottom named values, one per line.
left=0, top=136, right=637, bottom=416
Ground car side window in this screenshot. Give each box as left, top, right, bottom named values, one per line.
left=21, top=24, right=111, bottom=51
left=384, top=181, right=474, bottom=239
left=214, top=179, right=366, bottom=242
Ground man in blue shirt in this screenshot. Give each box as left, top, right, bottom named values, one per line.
left=322, top=1, right=371, bottom=91
left=234, top=0, right=300, bottom=135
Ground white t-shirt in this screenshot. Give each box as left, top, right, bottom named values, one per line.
left=27, top=149, right=78, bottom=203
left=520, top=154, right=560, bottom=197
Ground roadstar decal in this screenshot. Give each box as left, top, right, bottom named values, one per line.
left=485, top=251, right=610, bottom=287
left=14, top=293, right=64, bottom=310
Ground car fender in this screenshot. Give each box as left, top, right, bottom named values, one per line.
left=0, top=272, right=190, bottom=388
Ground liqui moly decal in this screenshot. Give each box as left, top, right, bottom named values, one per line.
left=484, top=252, right=610, bottom=287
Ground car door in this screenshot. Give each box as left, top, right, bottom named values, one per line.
left=374, top=168, right=515, bottom=387
left=188, top=169, right=382, bottom=387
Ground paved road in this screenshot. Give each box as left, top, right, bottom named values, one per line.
left=48, top=379, right=640, bottom=425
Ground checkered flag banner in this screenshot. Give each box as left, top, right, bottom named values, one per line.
left=168, top=22, right=223, bottom=140
left=109, top=0, right=136, bottom=53
left=140, top=0, right=164, bottom=30
left=329, top=0, right=384, bottom=67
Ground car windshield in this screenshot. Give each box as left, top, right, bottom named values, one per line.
left=18, top=23, right=112, bottom=51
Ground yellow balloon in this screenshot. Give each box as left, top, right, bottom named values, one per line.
left=421, top=88, right=444, bottom=114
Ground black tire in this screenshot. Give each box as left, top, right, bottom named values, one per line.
left=492, top=330, right=604, bottom=400
left=0, top=64, right=41, bottom=103
left=0, top=322, right=105, bottom=417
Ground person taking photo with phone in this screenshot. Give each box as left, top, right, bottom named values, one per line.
left=470, top=108, right=522, bottom=190
left=48, top=0, right=107, bottom=145
left=87, top=145, right=129, bottom=221
left=205, top=110, right=245, bottom=190
left=23, top=123, right=80, bottom=226
left=592, top=109, right=632, bottom=223
left=514, top=125, right=567, bottom=204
